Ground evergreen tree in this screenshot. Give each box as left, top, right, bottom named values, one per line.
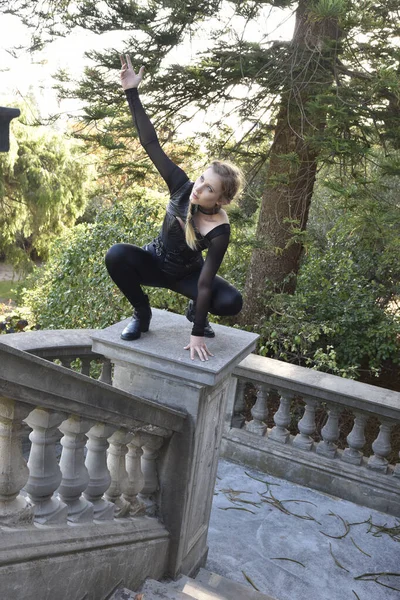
left=3, top=0, right=400, bottom=322
left=0, top=103, right=89, bottom=267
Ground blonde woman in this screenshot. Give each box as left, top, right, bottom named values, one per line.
left=105, top=55, right=244, bottom=361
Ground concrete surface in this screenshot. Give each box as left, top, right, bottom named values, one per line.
left=206, top=459, right=400, bottom=600
left=92, top=309, right=259, bottom=387
left=95, top=310, right=258, bottom=579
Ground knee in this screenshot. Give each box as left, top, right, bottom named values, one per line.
left=230, top=290, right=243, bottom=315
left=105, top=244, right=127, bottom=273
left=214, top=289, right=243, bottom=316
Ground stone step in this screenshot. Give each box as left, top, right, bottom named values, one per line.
left=153, top=570, right=276, bottom=600
left=110, top=569, right=277, bottom=600
left=138, top=578, right=195, bottom=599
left=193, top=569, right=276, bottom=600
left=109, top=588, right=137, bottom=600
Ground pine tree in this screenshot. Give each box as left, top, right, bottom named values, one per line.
left=3, top=0, right=400, bottom=322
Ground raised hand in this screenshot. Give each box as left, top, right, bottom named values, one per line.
left=120, top=54, right=145, bottom=91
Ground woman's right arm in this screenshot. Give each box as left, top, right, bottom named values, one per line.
left=120, top=55, right=188, bottom=194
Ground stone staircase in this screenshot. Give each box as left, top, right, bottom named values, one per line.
left=111, top=568, right=275, bottom=600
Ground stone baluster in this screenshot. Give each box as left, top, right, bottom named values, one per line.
left=394, top=453, right=400, bottom=478
left=57, top=416, right=94, bottom=522
left=80, top=357, right=92, bottom=377
left=269, top=391, right=292, bottom=444
left=232, top=378, right=246, bottom=429
left=0, top=397, right=34, bottom=526
left=123, top=433, right=146, bottom=516
left=84, top=423, right=116, bottom=520
left=367, top=420, right=394, bottom=473
left=24, top=408, right=68, bottom=524
left=98, top=359, right=112, bottom=384
left=138, top=433, right=164, bottom=516
left=342, top=412, right=368, bottom=465
left=60, top=356, right=73, bottom=369
left=105, top=428, right=133, bottom=517
left=293, top=398, right=318, bottom=451
left=317, top=404, right=341, bottom=458
left=246, top=383, right=269, bottom=436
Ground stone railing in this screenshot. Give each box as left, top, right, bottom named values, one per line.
left=1, top=327, right=112, bottom=379
left=0, top=315, right=258, bottom=600
left=0, top=331, right=186, bottom=599
left=222, top=354, right=400, bottom=516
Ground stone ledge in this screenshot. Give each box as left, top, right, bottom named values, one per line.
left=0, top=518, right=169, bottom=600
left=235, top=353, right=400, bottom=417
left=0, top=328, right=98, bottom=355
left=221, top=427, right=400, bottom=517
left=92, top=309, right=259, bottom=387
left=0, top=341, right=186, bottom=432
left=0, top=516, right=168, bottom=565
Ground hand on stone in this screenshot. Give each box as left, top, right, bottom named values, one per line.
left=184, top=335, right=214, bottom=362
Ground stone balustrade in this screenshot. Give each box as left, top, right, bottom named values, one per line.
left=2, top=321, right=399, bottom=599
left=0, top=332, right=186, bottom=599
left=222, top=353, right=400, bottom=516
left=1, top=328, right=113, bottom=382
left=0, top=315, right=258, bottom=599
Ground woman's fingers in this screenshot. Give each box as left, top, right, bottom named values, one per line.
left=184, top=340, right=214, bottom=361
left=126, top=54, right=133, bottom=69
left=120, top=54, right=126, bottom=68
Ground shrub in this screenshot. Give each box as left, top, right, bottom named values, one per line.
left=258, top=202, right=400, bottom=379
left=21, top=186, right=169, bottom=329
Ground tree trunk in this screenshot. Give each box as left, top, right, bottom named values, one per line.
left=240, top=0, right=342, bottom=324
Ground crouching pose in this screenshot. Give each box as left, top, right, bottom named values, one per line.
left=105, top=55, right=244, bottom=361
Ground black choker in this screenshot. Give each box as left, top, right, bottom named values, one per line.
left=195, top=204, right=221, bottom=215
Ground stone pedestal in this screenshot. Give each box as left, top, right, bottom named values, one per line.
left=91, top=309, right=258, bottom=578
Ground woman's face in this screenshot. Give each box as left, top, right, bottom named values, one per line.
left=190, top=167, right=226, bottom=209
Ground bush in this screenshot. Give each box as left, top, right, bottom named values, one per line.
left=257, top=200, right=400, bottom=379
left=20, top=186, right=255, bottom=330
left=21, top=186, right=168, bottom=329
left=0, top=307, right=37, bottom=334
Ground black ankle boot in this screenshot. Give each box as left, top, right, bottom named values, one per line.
left=121, top=296, right=152, bottom=341
left=185, top=299, right=215, bottom=338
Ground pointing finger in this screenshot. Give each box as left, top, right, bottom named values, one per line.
left=126, top=54, right=133, bottom=69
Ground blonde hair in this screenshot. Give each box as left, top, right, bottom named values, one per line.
left=185, top=160, right=244, bottom=250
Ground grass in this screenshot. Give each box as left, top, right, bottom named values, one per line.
left=0, top=280, right=18, bottom=302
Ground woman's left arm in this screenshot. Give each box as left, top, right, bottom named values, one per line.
left=184, top=231, right=229, bottom=361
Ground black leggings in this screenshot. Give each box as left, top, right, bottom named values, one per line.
left=105, top=243, right=242, bottom=316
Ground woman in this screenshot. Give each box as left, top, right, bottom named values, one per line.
left=105, top=55, right=243, bottom=362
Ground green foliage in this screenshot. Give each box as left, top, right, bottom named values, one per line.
left=20, top=185, right=189, bottom=328
left=19, top=185, right=256, bottom=330
left=0, top=280, right=18, bottom=302
left=257, top=171, right=400, bottom=379
left=309, top=0, right=347, bottom=21
left=0, top=107, right=90, bottom=268
left=0, top=307, right=35, bottom=334
left=3, top=0, right=400, bottom=383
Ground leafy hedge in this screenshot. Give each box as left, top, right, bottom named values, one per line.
left=20, top=183, right=399, bottom=382
left=257, top=196, right=400, bottom=379
left=20, top=186, right=175, bottom=329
